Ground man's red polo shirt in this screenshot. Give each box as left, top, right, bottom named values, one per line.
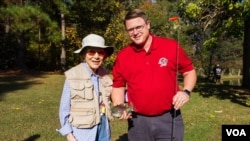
left=112, top=34, right=194, bottom=116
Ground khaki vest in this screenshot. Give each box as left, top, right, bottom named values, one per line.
left=65, top=64, right=113, bottom=128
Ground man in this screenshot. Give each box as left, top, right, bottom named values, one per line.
left=111, top=9, right=197, bottom=141
left=57, top=34, right=114, bottom=141
left=213, top=64, right=222, bottom=84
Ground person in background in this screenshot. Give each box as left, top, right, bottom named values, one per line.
left=111, top=9, right=197, bottom=141
left=57, top=34, right=114, bottom=141
left=213, top=64, right=222, bottom=84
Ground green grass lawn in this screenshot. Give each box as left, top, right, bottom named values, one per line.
left=0, top=73, right=249, bottom=141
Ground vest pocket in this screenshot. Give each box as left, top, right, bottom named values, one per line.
left=101, top=77, right=113, bottom=97
left=69, top=108, right=96, bottom=128
left=84, top=80, right=94, bottom=100
left=69, top=80, right=85, bottom=98
left=69, top=80, right=94, bottom=100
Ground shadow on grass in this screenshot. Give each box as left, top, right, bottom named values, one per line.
left=23, top=134, right=40, bottom=141
left=115, top=133, right=128, bottom=141
left=195, top=77, right=250, bottom=107
left=0, top=71, right=46, bottom=101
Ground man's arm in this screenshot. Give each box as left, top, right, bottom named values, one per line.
left=182, top=69, right=197, bottom=91
left=173, top=69, right=197, bottom=110
left=111, top=87, right=126, bottom=106
left=111, top=87, right=132, bottom=119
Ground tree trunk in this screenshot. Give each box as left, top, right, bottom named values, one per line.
left=60, top=13, right=66, bottom=71
left=207, top=54, right=213, bottom=79
left=17, top=32, right=27, bottom=70
left=242, top=17, right=250, bottom=88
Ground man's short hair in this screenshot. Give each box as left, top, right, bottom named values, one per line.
left=124, top=9, right=148, bottom=24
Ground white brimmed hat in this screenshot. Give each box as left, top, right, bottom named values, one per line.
left=74, top=34, right=114, bottom=57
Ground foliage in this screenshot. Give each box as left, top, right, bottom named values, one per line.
left=67, top=0, right=124, bottom=37
left=64, top=26, right=82, bottom=68
left=0, top=0, right=248, bottom=84
left=178, top=0, right=244, bottom=74
left=0, top=4, right=61, bottom=70
left=185, top=2, right=202, bottom=19
left=104, top=3, right=130, bottom=52
left=143, top=0, right=195, bottom=59
left=141, top=1, right=174, bottom=37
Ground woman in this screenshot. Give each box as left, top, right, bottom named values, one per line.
left=57, top=34, right=114, bottom=141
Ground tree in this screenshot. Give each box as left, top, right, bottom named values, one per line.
left=26, top=0, right=72, bottom=71
left=242, top=1, right=250, bottom=88
left=178, top=0, right=250, bottom=88
left=0, top=4, right=61, bottom=70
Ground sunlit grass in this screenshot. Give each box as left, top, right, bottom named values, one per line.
left=0, top=74, right=249, bottom=141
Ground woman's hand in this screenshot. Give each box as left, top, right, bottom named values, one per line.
left=67, top=133, right=77, bottom=141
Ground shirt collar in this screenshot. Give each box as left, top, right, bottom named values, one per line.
left=130, top=33, right=157, bottom=53
left=83, top=62, right=99, bottom=77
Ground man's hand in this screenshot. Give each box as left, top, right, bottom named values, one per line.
left=112, top=104, right=133, bottom=120
left=172, top=91, right=190, bottom=110
left=119, top=110, right=132, bottom=120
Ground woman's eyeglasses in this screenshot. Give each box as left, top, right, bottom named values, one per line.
left=87, top=49, right=105, bottom=57
left=126, top=23, right=146, bottom=34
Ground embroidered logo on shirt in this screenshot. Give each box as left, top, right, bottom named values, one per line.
left=158, top=57, right=168, bottom=67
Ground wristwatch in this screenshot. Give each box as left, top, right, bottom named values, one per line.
left=183, top=89, right=191, bottom=96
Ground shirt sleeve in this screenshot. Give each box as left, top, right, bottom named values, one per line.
left=56, top=80, right=73, bottom=136
left=112, top=54, right=126, bottom=88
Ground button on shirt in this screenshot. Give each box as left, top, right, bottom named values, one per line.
left=56, top=63, right=110, bottom=141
